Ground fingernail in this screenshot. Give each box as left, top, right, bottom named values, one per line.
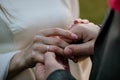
left=74, top=19, right=79, bottom=24
left=71, top=33, right=78, bottom=39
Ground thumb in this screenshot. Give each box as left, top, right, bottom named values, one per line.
left=44, top=52, right=56, bottom=65
left=44, top=52, right=64, bottom=78
left=64, top=41, right=94, bottom=57
left=34, top=63, right=45, bottom=80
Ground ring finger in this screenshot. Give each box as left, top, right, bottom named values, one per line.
left=34, top=35, right=69, bottom=48
left=33, top=43, right=63, bottom=54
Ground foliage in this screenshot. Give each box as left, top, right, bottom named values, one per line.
left=79, top=0, right=108, bottom=24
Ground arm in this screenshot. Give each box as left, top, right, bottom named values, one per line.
left=0, top=51, right=18, bottom=80
left=0, top=16, right=21, bottom=80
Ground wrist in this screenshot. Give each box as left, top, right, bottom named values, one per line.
left=7, top=51, right=27, bottom=79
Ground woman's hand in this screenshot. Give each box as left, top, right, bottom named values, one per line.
left=23, top=28, right=78, bottom=67
left=7, top=28, right=78, bottom=79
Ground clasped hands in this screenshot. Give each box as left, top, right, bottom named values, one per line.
left=34, top=19, right=100, bottom=80
left=7, top=19, right=100, bottom=80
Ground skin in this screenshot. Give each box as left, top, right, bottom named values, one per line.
left=7, top=19, right=100, bottom=80
left=64, top=20, right=100, bottom=62
left=35, top=52, right=65, bottom=80
left=7, top=28, right=78, bottom=80
left=35, top=19, right=100, bottom=80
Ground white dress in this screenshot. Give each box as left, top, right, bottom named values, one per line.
left=0, top=0, right=91, bottom=80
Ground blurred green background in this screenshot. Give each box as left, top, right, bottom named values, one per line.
left=79, top=0, right=108, bottom=24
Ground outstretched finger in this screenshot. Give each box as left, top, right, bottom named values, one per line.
left=37, top=28, right=78, bottom=39
left=64, top=41, right=94, bottom=57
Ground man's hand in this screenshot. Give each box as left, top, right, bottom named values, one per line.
left=35, top=52, right=65, bottom=80
left=7, top=28, right=78, bottom=79
left=64, top=22, right=100, bottom=62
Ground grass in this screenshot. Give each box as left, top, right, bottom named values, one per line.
left=79, top=0, right=108, bottom=24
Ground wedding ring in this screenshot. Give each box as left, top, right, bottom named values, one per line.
left=46, top=45, right=50, bottom=52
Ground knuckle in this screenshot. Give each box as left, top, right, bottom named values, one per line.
left=51, top=46, right=58, bottom=51
left=53, top=28, right=58, bottom=33
left=32, top=44, right=39, bottom=50
left=31, top=51, right=36, bottom=57
left=30, top=52, right=37, bottom=62
left=55, top=39, right=62, bottom=44
left=33, top=35, right=41, bottom=41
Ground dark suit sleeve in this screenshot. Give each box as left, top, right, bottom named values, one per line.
left=47, top=69, right=76, bottom=80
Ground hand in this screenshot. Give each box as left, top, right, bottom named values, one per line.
left=22, top=28, right=78, bottom=67
left=68, top=18, right=90, bottom=30
left=7, top=28, right=78, bottom=79
left=35, top=52, right=65, bottom=80
left=64, top=22, right=100, bottom=62
left=34, top=63, right=45, bottom=80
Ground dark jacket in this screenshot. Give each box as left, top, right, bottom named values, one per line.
left=47, top=9, right=120, bottom=80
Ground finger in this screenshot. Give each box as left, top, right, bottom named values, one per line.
left=33, top=43, right=64, bottom=54
left=60, top=37, right=72, bottom=43
left=32, top=51, right=44, bottom=63
left=74, top=19, right=81, bottom=24
left=64, top=41, right=94, bottom=57
left=44, top=52, right=64, bottom=78
left=35, top=63, right=45, bottom=73
left=33, top=43, right=47, bottom=53
left=69, top=21, right=89, bottom=30
left=44, top=52, right=65, bottom=68
left=48, top=45, right=64, bottom=55
left=74, top=19, right=89, bottom=24
left=44, top=52, right=56, bottom=65
left=34, top=35, right=69, bottom=48
left=80, top=19, right=89, bottom=24
left=35, top=63, right=45, bottom=80
left=37, top=28, right=78, bottom=39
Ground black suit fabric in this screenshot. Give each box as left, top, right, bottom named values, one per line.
left=90, top=9, right=120, bottom=80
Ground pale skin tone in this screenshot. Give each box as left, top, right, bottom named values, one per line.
left=35, top=52, right=65, bottom=80
left=34, top=19, right=100, bottom=80
left=7, top=28, right=78, bottom=80
left=7, top=19, right=100, bottom=80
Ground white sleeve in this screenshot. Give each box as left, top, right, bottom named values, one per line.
left=0, top=51, right=19, bottom=80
